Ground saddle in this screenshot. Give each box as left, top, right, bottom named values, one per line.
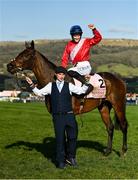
left=73, top=73, right=106, bottom=99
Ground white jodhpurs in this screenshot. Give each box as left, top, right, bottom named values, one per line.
left=68, top=61, right=92, bottom=75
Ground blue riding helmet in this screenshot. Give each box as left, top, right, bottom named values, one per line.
left=70, top=25, right=83, bottom=35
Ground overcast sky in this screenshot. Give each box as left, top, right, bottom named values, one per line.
left=0, top=0, right=138, bottom=41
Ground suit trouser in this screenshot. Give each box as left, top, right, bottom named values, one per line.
left=52, top=113, right=78, bottom=163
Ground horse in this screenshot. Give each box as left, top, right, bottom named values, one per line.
left=7, top=40, right=128, bottom=156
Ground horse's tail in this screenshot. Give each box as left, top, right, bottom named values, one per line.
left=113, top=112, right=121, bottom=130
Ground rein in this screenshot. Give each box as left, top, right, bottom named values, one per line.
left=15, top=71, right=28, bottom=90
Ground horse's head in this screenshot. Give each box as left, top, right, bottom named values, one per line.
left=7, top=40, right=35, bottom=74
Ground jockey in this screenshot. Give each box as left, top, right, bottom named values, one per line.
left=61, top=24, right=102, bottom=94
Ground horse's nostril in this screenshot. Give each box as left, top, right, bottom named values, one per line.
left=8, top=63, right=13, bottom=67
left=7, top=63, right=13, bottom=72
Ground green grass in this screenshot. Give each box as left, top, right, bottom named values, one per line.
left=0, top=102, right=138, bottom=179
left=97, top=63, right=138, bottom=77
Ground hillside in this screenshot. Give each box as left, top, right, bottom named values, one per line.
left=0, top=39, right=138, bottom=77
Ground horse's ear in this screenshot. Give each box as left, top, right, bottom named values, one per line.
left=31, top=40, right=35, bottom=49
left=25, top=41, right=35, bottom=49
left=25, top=41, right=30, bottom=49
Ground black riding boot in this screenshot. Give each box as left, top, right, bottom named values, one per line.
left=68, top=70, right=93, bottom=95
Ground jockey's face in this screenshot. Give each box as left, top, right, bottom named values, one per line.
left=72, top=34, right=81, bottom=43
left=55, top=73, right=65, bottom=81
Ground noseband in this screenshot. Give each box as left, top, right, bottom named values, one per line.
left=10, top=49, right=36, bottom=72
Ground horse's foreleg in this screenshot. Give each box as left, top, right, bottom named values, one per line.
left=98, top=103, right=114, bottom=156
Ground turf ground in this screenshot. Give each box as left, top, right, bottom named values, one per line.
left=0, top=102, right=138, bottom=179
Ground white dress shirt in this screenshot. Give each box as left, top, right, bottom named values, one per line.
left=32, top=80, right=88, bottom=96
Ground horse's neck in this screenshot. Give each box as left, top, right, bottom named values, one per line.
left=32, top=51, right=55, bottom=87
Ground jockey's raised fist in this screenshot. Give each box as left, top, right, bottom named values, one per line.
left=88, top=24, right=95, bottom=30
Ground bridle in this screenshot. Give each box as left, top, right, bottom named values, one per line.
left=10, top=50, right=36, bottom=90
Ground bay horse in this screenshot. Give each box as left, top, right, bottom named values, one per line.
left=7, top=40, right=128, bottom=156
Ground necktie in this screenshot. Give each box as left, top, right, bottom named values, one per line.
left=57, top=81, right=62, bottom=92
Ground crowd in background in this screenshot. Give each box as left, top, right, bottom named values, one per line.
left=126, top=93, right=138, bottom=105
left=0, top=89, right=138, bottom=105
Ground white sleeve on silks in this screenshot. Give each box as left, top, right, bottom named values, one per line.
left=32, top=82, right=52, bottom=96
left=69, top=83, right=88, bottom=95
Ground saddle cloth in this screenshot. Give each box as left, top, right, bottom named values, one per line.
left=73, top=73, right=106, bottom=98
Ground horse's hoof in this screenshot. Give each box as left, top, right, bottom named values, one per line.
left=120, top=150, right=127, bottom=157
left=103, top=148, right=112, bottom=156
left=121, top=147, right=127, bottom=157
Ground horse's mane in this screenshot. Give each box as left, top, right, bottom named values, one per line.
left=35, top=49, right=71, bottom=82
left=36, top=50, right=57, bottom=70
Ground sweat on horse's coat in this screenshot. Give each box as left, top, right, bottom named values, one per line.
left=7, top=40, right=128, bottom=156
